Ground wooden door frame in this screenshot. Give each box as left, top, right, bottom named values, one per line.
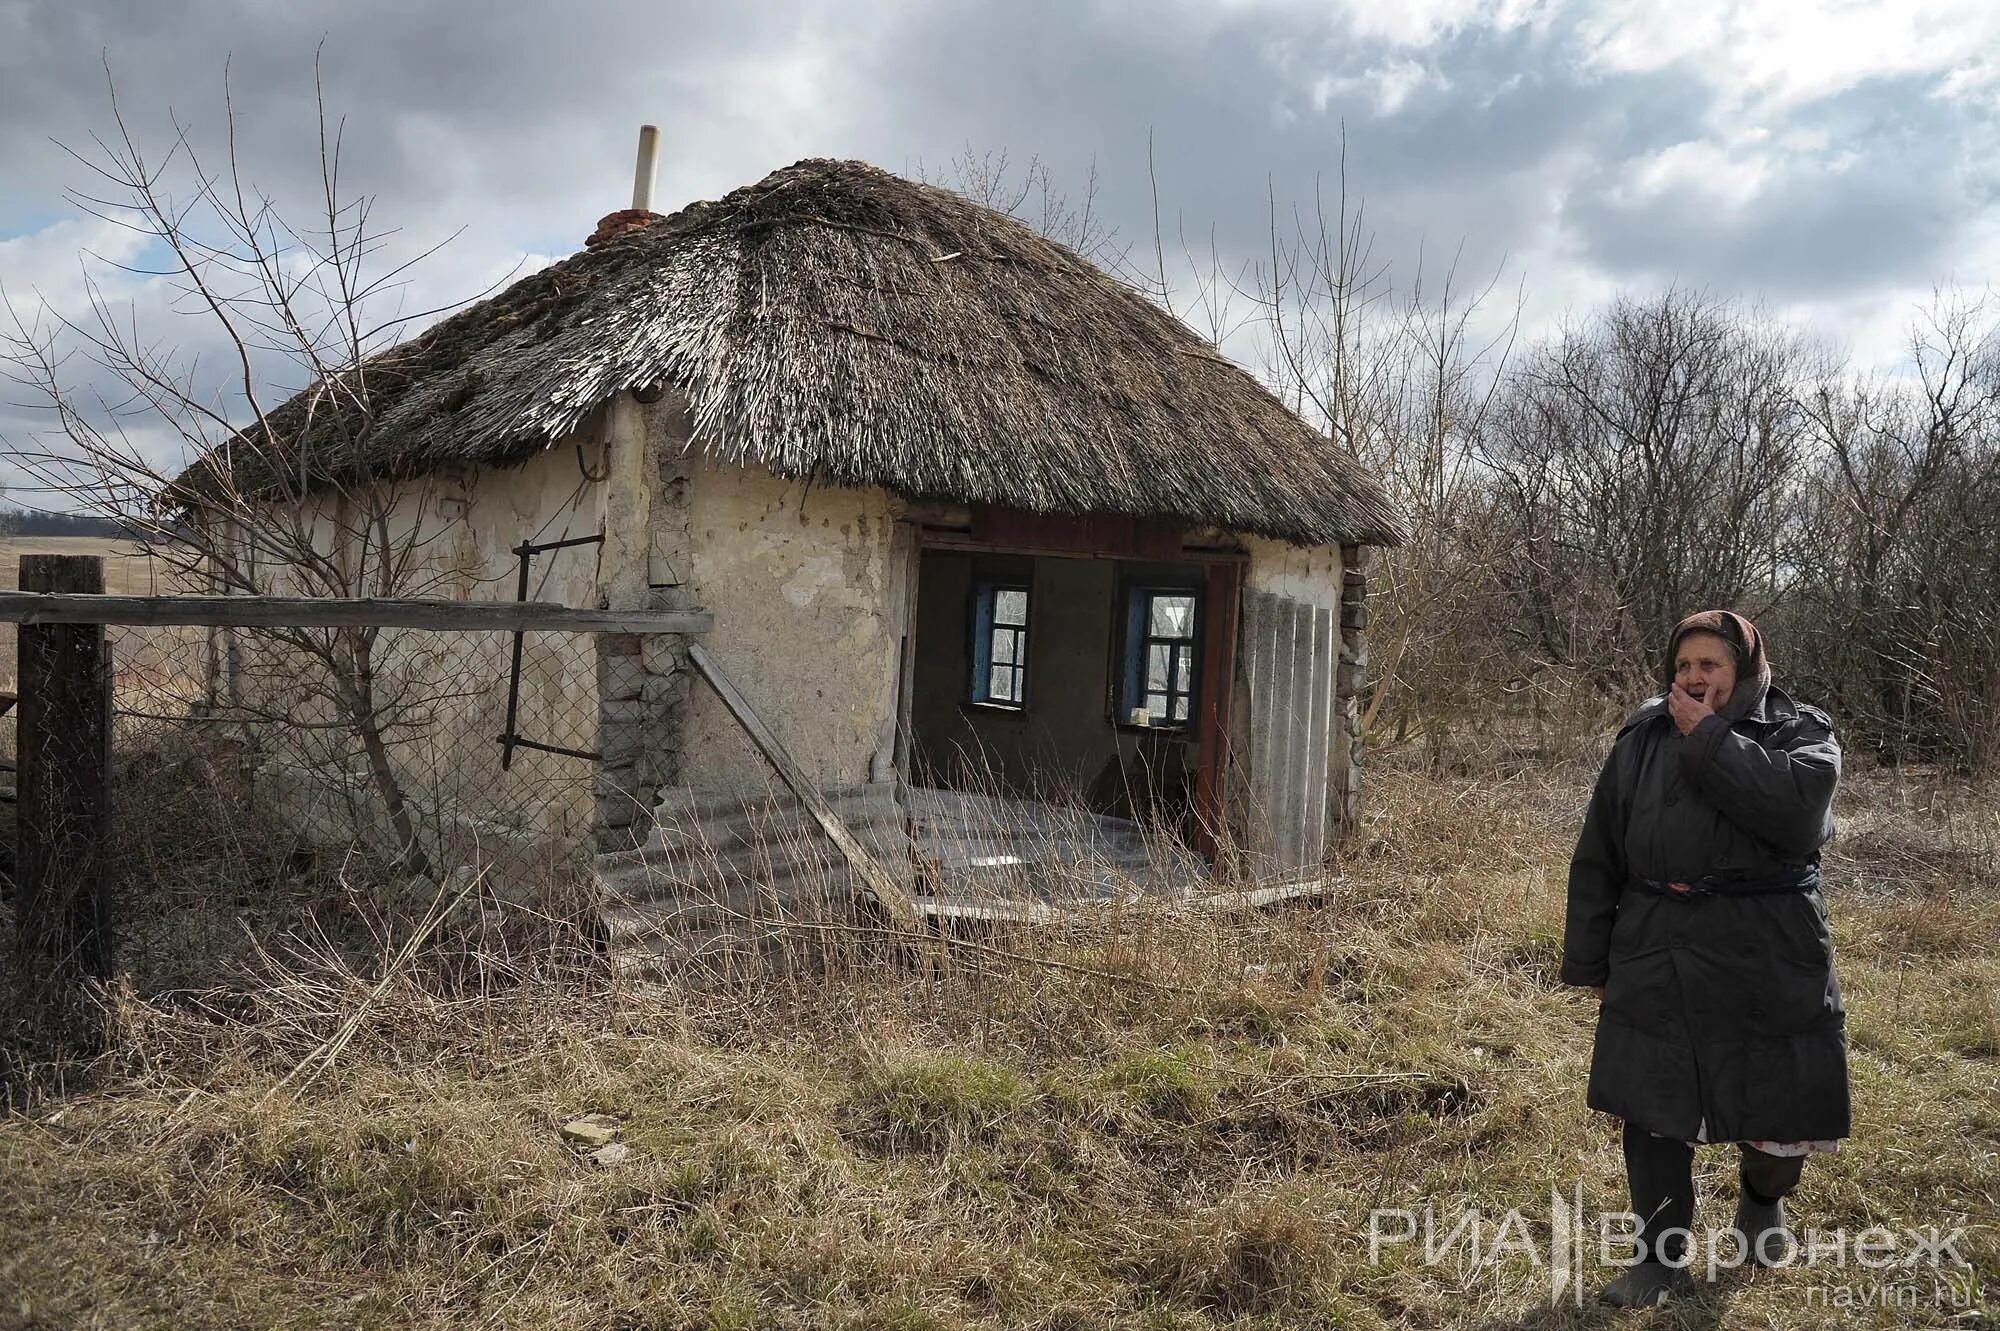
left=1191, top=561, right=1242, bottom=866
left=911, top=507, right=1245, bottom=869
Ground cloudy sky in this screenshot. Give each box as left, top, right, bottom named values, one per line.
left=3, top=0, right=1998, bottom=506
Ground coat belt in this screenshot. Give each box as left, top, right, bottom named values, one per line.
left=1631, top=866, right=1823, bottom=899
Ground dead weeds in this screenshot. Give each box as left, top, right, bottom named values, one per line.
left=1, top=756, right=1996, bottom=1328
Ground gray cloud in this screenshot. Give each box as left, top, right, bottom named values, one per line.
left=4, top=0, right=1997, bottom=506
left=1561, top=72, right=1990, bottom=296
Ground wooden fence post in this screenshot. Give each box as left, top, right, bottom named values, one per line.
left=14, top=555, right=114, bottom=996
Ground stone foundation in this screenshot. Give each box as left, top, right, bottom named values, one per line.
left=593, top=632, right=688, bottom=852
left=592, top=402, right=699, bottom=854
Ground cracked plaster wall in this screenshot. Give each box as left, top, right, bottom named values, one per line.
left=670, top=461, right=903, bottom=798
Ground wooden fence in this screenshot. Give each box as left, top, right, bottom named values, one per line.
left=1, top=557, right=711, bottom=1009
left=2, top=563, right=938, bottom=1019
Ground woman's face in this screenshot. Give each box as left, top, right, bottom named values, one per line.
left=1674, top=630, right=1738, bottom=711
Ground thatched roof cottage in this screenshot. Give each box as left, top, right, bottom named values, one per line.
left=199, top=154, right=1404, bottom=958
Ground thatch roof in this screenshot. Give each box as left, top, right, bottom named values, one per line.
left=203, top=159, right=1404, bottom=547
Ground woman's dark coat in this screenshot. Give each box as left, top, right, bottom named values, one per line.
left=1560, top=685, right=1850, bottom=1142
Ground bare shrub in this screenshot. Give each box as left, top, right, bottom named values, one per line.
left=0, top=64, right=512, bottom=877
left=1783, top=291, right=2000, bottom=768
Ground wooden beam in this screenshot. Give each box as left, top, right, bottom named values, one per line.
left=14, top=556, right=116, bottom=1003
left=1191, top=560, right=1241, bottom=865
left=911, top=876, right=1336, bottom=927
left=912, top=895, right=1062, bottom=925
left=0, top=592, right=713, bottom=635
left=917, top=529, right=1250, bottom=565
left=971, top=507, right=1186, bottom=561
left=1274, top=597, right=1307, bottom=873
left=1195, top=876, right=1336, bottom=912
left=684, top=641, right=923, bottom=930
left=1306, top=603, right=1337, bottom=867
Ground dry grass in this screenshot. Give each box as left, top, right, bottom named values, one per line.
left=1, top=751, right=1995, bottom=1329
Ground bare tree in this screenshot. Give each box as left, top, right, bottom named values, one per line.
left=927, top=144, right=1131, bottom=274
left=1786, top=291, right=2000, bottom=766
left=0, top=64, right=494, bottom=877
left=1484, top=289, right=1811, bottom=702
left=1234, top=146, right=1523, bottom=763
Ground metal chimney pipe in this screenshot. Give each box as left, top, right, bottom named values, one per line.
left=631, top=125, right=660, bottom=212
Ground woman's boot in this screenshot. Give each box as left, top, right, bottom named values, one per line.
left=1733, top=1146, right=1805, bottom=1267
left=1600, top=1124, right=1699, bottom=1305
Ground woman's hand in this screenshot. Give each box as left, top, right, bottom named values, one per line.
left=1590, top=985, right=1605, bottom=1002
left=1668, top=681, right=1716, bottom=736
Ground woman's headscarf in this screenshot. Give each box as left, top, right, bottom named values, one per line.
left=1667, top=609, right=1772, bottom=722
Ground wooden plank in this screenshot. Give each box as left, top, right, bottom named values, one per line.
left=1244, top=589, right=1281, bottom=868
left=0, top=592, right=713, bottom=635
left=1271, top=597, right=1304, bottom=873
left=1296, top=605, right=1319, bottom=868
left=1190, top=561, right=1240, bottom=864
left=970, top=506, right=1185, bottom=560
left=912, top=876, right=1338, bottom=926
left=912, top=895, right=1062, bottom=925
left=1303, top=604, right=1337, bottom=867
left=1321, top=604, right=1341, bottom=857
left=1296, top=600, right=1321, bottom=870
left=1236, top=589, right=1265, bottom=860
left=684, top=641, right=922, bottom=930
left=1268, top=596, right=1288, bottom=865
left=14, top=556, right=116, bottom=1002
left=887, top=519, right=921, bottom=778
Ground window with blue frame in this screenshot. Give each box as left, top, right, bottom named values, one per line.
left=1120, top=586, right=1200, bottom=727
left=969, top=582, right=1030, bottom=707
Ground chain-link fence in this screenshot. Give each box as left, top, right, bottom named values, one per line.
left=148, top=619, right=595, bottom=863
left=3, top=612, right=602, bottom=917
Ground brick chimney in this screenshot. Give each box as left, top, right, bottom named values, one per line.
left=587, top=125, right=663, bottom=247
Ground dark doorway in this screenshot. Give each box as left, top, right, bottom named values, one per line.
left=909, top=548, right=1209, bottom=826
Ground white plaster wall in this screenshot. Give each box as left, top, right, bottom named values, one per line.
left=1242, top=535, right=1344, bottom=609
left=677, top=463, right=902, bottom=795
left=235, top=437, right=610, bottom=857
left=439, top=444, right=611, bottom=607
left=262, top=441, right=608, bottom=607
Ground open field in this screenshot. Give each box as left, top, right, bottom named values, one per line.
left=1, top=537, right=209, bottom=767
left=0, top=534, right=184, bottom=590
left=0, top=751, right=1993, bottom=1329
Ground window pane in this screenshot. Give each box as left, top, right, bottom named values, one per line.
left=990, top=664, right=1015, bottom=702
left=1174, top=644, right=1193, bottom=689
left=1145, top=691, right=1169, bottom=716
left=1170, top=693, right=1189, bottom=722
left=994, top=589, right=1027, bottom=626
left=1147, top=643, right=1170, bottom=690
left=993, top=629, right=1015, bottom=665
left=1150, top=594, right=1193, bottom=638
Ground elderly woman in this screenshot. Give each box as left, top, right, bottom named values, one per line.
left=1561, top=610, right=1849, bottom=1307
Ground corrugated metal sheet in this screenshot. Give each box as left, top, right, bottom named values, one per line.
left=1237, top=588, right=1338, bottom=876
